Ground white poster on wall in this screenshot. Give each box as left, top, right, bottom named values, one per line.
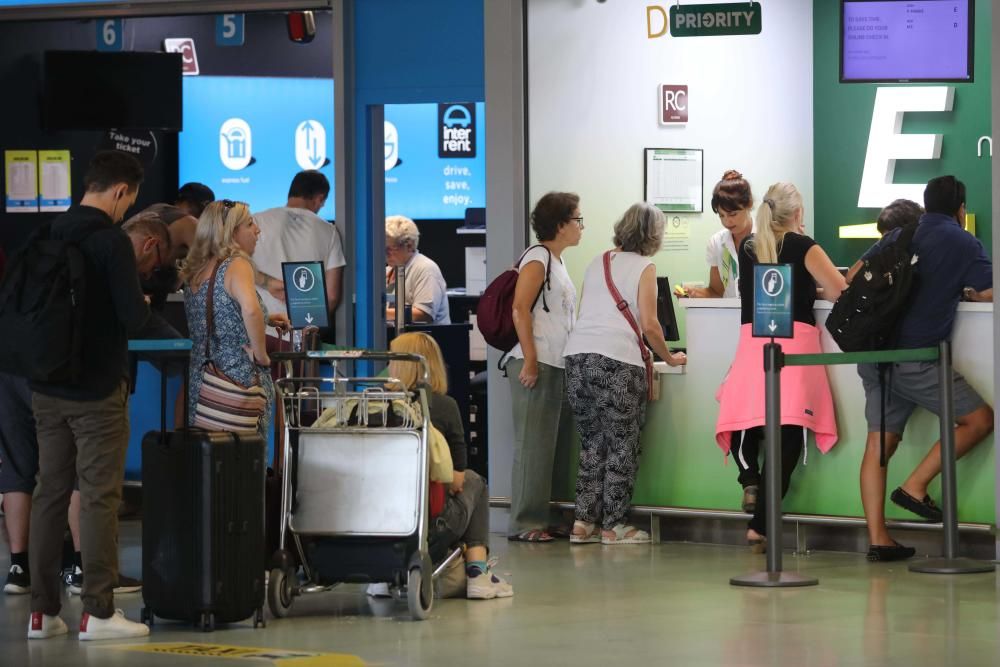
left=645, top=148, right=703, bottom=213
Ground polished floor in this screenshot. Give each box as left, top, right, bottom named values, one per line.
left=1, top=521, right=999, bottom=666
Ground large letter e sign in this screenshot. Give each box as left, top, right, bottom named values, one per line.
left=858, top=86, right=954, bottom=208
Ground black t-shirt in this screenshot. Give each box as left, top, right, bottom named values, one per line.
left=738, top=232, right=818, bottom=326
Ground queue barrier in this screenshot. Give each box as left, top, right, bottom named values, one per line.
left=730, top=340, right=995, bottom=589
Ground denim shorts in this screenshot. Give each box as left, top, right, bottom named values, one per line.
left=858, top=361, right=986, bottom=435
left=0, top=373, right=38, bottom=494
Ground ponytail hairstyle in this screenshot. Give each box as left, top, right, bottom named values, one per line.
left=710, top=169, right=754, bottom=214
left=747, top=182, right=803, bottom=265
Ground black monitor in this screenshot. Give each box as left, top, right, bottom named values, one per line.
left=43, top=51, right=183, bottom=131
left=656, top=276, right=680, bottom=342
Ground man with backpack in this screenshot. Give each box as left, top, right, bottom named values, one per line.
left=852, top=176, right=993, bottom=562
left=24, top=151, right=152, bottom=640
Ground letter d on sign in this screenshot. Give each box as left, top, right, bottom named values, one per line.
left=647, top=5, right=668, bottom=38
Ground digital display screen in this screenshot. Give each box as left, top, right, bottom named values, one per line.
left=384, top=102, right=486, bottom=220
left=178, top=76, right=336, bottom=220
left=841, top=0, right=973, bottom=82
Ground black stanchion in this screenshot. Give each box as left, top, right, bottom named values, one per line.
left=731, top=342, right=818, bottom=588
left=909, top=340, right=995, bottom=575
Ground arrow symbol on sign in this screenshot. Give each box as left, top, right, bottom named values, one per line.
left=768, top=320, right=777, bottom=333
left=310, top=138, right=322, bottom=166
left=303, top=121, right=314, bottom=145
left=305, top=313, right=314, bottom=324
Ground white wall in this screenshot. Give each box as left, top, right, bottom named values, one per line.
left=528, top=0, right=815, bottom=310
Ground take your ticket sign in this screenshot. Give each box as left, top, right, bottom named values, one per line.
left=281, top=261, right=329, bottom=329
left=752, top=263, right=793, bottom=339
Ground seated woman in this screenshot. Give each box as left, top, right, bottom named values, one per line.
left=378, top=332, right=512, bottom=600
left=178, top=200, right=290, bottom=437
left=562, top=202, right=687, bottom=545
left=714, top=182, right=847, bottom=552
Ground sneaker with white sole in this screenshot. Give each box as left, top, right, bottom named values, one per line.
left=79, top=609, right=150, bottom=641
left=366, top=582, right=392, bottom=597
left=601, top=524, right=651, bottom=545
left=5, top=563, right=30, bottom=594
left=466, top=567, right=514, bottom=600
left=66, top=567, right=142, bottom=596
left=27, top=612, right=69, bottom=639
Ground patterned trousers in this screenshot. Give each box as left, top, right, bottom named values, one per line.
left=565, top=353, right=648, bottom=530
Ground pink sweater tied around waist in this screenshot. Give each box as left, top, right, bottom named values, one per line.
left=715, top=322, right=838, bottom=454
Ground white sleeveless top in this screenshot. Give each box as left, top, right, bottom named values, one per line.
left=507, top=245, right=577, bottom=369
left=563, top=251, right=654, bottom=368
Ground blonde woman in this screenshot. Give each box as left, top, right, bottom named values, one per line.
left=179, top=200, right=289, bottom=437
left=714, top=183, right=846, bottom=551
left=386, top=333, right=512, bottom=599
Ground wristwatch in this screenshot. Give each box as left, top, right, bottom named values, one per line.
left=962, top=287, right=974, bottom=301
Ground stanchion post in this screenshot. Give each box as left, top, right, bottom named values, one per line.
left=910, top=340, right=994, bottom=574
left=731, top=342, right=818, bottom=587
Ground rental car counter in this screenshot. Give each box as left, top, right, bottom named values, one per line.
left=551, top=299, right=995, bottom=527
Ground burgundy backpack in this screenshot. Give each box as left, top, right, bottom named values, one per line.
left=476, top=245, right=551, bottom=361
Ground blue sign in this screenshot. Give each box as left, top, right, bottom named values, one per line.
left=282, top=261, right=329, bottom=329
left=752, top=264, right=793, bottom=339
left=385, top=102, right=486, bottom=220
left=216, top=14, right=245, bottom=47
left=178, top=76, right=335, bottom=219
left=96, top=18, right=124, bottom=52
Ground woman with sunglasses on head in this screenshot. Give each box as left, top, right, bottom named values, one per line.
left=179, top=200, right=290, bottom=437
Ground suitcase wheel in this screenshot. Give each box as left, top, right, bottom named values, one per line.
left=199, top=612, right=215, bottom=632
left=254, top=606, right=266, bottom=629
left=140, top=607, right=153, bottom=626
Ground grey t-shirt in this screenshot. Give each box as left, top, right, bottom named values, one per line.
left=387, top=252, right=451, bottom=324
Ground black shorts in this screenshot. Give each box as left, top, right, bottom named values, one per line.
left=0, top=373, right=38, bottom=494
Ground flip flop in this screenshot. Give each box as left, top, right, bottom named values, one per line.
left=507, top=529, right=554, bottom=543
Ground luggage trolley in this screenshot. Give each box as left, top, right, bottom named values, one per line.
left=267, top=350, right=459, bottom=620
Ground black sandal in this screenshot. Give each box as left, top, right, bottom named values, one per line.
left=867, top=541, right=916, bottom=562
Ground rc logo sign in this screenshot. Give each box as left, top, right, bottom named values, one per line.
left=438, top=103, right=476, bottom=158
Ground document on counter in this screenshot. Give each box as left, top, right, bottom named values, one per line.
left=4, top=150, right=39, bottom=213
left=39, top=150, right=72, bottom=212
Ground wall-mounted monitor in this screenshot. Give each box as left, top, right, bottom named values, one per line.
left=43, top=51, right=183, bottom=131
left=178, top=76, right=335, bottom=220
left=384, top=102, right=486, bottom=220
left=840, top=0, right=974, bottom=83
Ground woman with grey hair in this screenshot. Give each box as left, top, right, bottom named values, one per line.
left=562, top=203, right=686, bottom=545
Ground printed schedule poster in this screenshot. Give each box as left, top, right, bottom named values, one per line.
left=644, top=148, right=703, bottom=213
left=4, top=150, right=38, bottom=213
left=38, top=150, right=71, bottom=212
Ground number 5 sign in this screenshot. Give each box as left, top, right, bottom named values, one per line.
left=216, top=14, right=246, bottom=47
left=96, top=18, right=124, bottom=52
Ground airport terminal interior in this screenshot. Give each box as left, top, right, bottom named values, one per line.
left=0, top=1, right=999, bottom=665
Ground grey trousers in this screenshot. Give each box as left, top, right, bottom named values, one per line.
left=438, top=469, right=489, bottom=549
left=506, top=358, right=575, bottom=535
left=30, top=381, right=130, bottom=619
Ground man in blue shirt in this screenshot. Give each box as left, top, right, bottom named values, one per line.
left=854, top=176, right=993, bottom=562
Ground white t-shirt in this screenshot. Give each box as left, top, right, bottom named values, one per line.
left=563, top=251, right=653, bottom=368
left=705, top=228, right=740, bottom=298
left=507, top=245, right=577, bottom=369
left=252, top=206, right=346, bottom=336
left=385, top=252, right=451, bottom=325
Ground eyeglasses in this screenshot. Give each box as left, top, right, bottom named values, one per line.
left=220, top=199, right=240, bottom=225
left=569, top=216, right=584, bottom=229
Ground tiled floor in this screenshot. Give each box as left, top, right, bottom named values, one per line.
left=1, top=521, right=998, bottom=666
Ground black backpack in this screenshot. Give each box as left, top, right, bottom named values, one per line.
left=0, top=224, right=89, bottom=384
left=825, top=222, right=919, bottom=352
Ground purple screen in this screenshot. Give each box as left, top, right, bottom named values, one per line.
left=843, top=1, right=971, bottom=81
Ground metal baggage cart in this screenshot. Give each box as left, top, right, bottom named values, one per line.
left=267, top=350, right=460, bottom=620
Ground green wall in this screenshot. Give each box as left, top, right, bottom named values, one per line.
left=814, top=0, right=992, bottom=265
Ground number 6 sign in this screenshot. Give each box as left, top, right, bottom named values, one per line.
left=96, top=18, right=124, bottom=52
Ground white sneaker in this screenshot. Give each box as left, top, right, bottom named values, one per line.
left=466, top=568, right=514, bottom=600
left=27, top=612, right=69, bottom=639
left=366, top=582, right=392, bottom=597
left=79, top=609, right=150, bottom=641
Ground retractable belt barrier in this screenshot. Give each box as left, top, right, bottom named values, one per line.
left=731, top=340, right=995, bottom=589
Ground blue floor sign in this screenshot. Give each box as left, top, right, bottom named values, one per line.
left=752, top=263, right=793, bottom=339
left=282, top=261, right=329, bottom=329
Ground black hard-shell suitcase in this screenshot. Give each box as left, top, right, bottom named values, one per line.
left=141, top=428, right=267, bottom=631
